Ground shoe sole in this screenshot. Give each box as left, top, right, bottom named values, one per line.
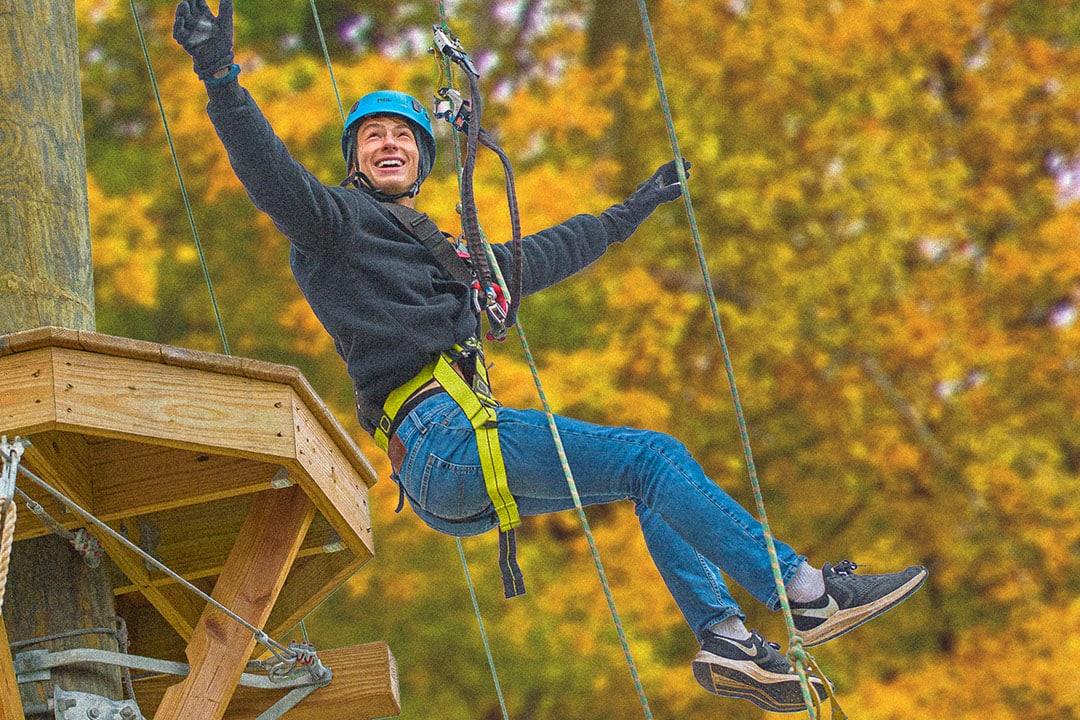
left=797, top=567, right=928, bottom=647
left=692, top=650, right=823, bottom=713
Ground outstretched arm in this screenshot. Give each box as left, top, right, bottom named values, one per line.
left=599, top=158, right=690, bottom=244
left=491, top=159, right=691, bottom=296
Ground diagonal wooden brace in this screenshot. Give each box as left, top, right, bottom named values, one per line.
left=153, top=485, right=315, bottom=720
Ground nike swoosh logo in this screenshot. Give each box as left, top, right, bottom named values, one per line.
left=794, top=595, right=839, bottom=620
left=740, top=642, right=762, bottom=659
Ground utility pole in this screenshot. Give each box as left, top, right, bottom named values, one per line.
left=1, top=0, right=123, bottom=712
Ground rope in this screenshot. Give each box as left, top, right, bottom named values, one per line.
left=456, top=538, right=511, bottom=720
left=633, top=2, right=837, bottom=716
left=433, top=8, right=654, bottom=718
left=297, top=1, right=516, bottom=711
left=0, top=436, right=25, bottom=613
left=128, top=0, right=231, bottom=355
left=515, top=325, right=656, bottom=719
left=427, top=8, right=518, bottom=712
left=307, top=0, right=346, bottom=124
left=125, top=1, right=337, bottom=674
left=0, top=502, right=15, bottom=613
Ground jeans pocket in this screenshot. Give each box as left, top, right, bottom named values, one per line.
left=411, top=452, right=492, bottom=523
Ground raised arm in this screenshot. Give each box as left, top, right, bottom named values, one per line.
left=172, top=0, right=356, bottom=252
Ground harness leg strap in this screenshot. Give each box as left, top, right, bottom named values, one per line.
left=376, top=351, right=525, bottom=598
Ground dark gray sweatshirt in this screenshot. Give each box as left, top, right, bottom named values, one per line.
left=204, top=81, right=612, bottom=431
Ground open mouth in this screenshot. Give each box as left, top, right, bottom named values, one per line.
left=375, top=158, right=405, bottom=169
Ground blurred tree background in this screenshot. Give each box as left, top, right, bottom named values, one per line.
left=71, top=0, right=1080, bottom=717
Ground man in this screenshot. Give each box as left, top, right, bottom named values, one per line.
left=173, top=0, right=927, bottom=712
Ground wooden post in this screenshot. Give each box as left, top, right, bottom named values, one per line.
left=0, top=617, right=24, bottom=720
left=153, top=486, right=316, bottom=720
left=0, top=0, right=120, bottom=712
left=0, top=0, right=95, bottom=332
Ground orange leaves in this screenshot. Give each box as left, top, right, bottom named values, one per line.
left=852, top=598, right=1080, bottom=719
left=277, top=296, right=335, bottom=356
left=73, top=0, right=1080, bottom=716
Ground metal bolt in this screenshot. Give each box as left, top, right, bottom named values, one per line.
left=119, top=708, right=136, bottom=719
left=87, top=708, right=100, bottom=719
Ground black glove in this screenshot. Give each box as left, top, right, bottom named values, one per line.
left=173, top=0, right=235, bottom=81
left=600, top=158, right=690, bottom=244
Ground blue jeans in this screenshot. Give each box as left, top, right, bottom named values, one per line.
left=390, top=393, right=806, bottom=640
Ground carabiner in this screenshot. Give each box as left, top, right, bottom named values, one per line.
left=432, top=25, right=479, bottom=78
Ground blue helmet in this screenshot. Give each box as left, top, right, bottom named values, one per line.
left=341, top=90, right=437, bottom=195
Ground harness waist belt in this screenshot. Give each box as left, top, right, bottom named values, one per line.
left=384, top=384, right=444, bottom=441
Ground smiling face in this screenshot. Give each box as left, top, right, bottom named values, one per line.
left=354, top=115, right=421, bottom=201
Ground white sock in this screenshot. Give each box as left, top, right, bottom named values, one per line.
left=787, top=562, right=825, bottom=603
left=708, top=616, right=752, bottom=642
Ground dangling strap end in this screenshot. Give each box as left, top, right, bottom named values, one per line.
left=499, top=528, right=525, bottom=598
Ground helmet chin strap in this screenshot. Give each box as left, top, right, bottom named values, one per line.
left=340, top=169, right=421, bottom=202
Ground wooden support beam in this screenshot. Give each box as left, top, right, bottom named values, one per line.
left=96, top=526, right=203, bottom=642
left=0, top=616, right=26, bottom=720
left=289, top=396, right=374, bottom=561
left=153, top=486, right=315, bottom=720
left=131, top=642, right=400, bottom=720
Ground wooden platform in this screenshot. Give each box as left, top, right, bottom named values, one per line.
left=0, top=327, right=399, bottom=719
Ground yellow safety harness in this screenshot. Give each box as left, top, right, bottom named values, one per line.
left=373, top=343, right=525, bottom=598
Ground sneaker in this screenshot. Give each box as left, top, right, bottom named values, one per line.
left=692, top=630, right=826, bottom=713
left=791, top=560, right=928, bottom=647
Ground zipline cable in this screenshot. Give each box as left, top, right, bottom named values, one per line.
left=128, top=0, right=230, bottom=356
left=633, top=2, right=845, bottom=717
left=13, top=463, right=292, bottom=658
left=432, top=7, right=654, bottom=718
left=456, top=538, right=512, bottom=720
left=308, top=0, right=346, bottom=124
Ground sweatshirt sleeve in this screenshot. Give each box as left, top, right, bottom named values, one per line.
left=204, top=81, right=353, bottom=254
left=489, top=213, right=612, bottom=297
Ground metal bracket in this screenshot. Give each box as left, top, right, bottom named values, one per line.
left=434, top=87, right=472, bottom=134
left=136, top=518, right=162, bottom=572
left=16, top=646, right=332, bottom=719
left=270, top=467, right=294, bottom=489
left=53, top=686, right=144, bottom=720
left=321, top=530, right=344, bottom=554
left=1, top=435, right=31, bottom=506
left=69, top=527, right=104, bottom=568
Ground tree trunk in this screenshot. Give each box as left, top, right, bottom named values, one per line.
left=0, top=0, right=95, bottom=333
left=1, top=0, right=121, bottom=713
left=6, top=538, right=123, bottom=713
